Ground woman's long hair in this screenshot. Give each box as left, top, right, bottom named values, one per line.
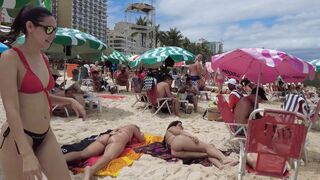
left=162, top=121, right=182, bottom=147
left=7, top=6, right=53, bottom=43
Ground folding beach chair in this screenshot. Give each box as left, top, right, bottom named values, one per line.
left=52, top=105, right=70, bottom=117
left=145, top=86, right=174, bottom=115
left=131, top=92, right=148, bottom=108
left=216, top=94, right=247, bottom=145
left=238, top=108, right=308, bottom=180
left=283, top=93, right=319, bottom=163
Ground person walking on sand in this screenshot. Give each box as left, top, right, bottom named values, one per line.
left=163, top=121, right=238, bottom=169
left=63, top=124, right=145, bottom=180
left=0, top=6, right=86, bottom=180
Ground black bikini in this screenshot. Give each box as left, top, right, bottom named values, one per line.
left=1, top=127, right=50, bottom=153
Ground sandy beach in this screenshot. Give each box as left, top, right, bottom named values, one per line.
left=0, top=88, right=319, bottom=180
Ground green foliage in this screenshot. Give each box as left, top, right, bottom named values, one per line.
left=158, top=28, right=213, bottom=61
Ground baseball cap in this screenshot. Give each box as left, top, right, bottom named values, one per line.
left=225, top=78, right=237, bottom=86
left=251, top=87, right=268, bottom=101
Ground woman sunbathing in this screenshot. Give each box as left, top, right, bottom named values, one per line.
left=163, top=121, right=238, bottom=169
left=63, top=124, right=145, bottom=180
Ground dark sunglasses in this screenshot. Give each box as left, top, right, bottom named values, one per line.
left=32, top=21, right=57, bottom=35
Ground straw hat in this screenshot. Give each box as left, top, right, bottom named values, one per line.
left=51, top=69, right=61, bottom=77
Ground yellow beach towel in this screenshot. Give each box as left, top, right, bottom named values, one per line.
left=72, top=133, right=163, bottom=177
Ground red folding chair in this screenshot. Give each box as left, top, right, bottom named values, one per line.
left=216, top=94, right=247, bottom=145
left=238, top=108, right=308, bottom=180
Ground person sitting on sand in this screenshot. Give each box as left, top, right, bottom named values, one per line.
left=234, top=87, right=268, bottom=125
left=63, top=124, right=145, bottom=180
left=116, top=67, right=129, bottom=92
left=163, top=121, right=238, bottom=169
left=226, top=78, right=243, bottom=111
left=178, top=76, right=199, bottom=112
left=157, top=75, right=181, bottom=116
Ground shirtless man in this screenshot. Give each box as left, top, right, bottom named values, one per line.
left=234, top=87, right=268, bottom=124
left=189, top=54, right=204, bottom=82
left=157, top=75, right=181, bottom=116
left=63, top=124, right=145, bottom=180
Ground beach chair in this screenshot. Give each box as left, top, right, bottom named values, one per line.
left=177, top=92, right=193, bottom=114
left=132, top=92, right=148, bottom=108
left=84, top=93, right=102, bottom=112
left=145, top=86, right=173, bottom=115
left=81, top=78, right=94, bottom=91
left=238, top=108, right=308, bottom=180
left=198, top=90, right=211, bottom=100
left=268, top=83, right=286, bottom=101
left=216, top=94, right=247, bottom=145
left=52, top=105, right=70, bottom=117
left=283, top=93, right=320, bottom=163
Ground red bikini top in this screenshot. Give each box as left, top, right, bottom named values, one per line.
left=12, top=47, right=55, bottom=93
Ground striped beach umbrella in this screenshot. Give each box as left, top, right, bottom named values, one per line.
left=0, top=0, right=31, bottom=9
left=16, top=27, right=106, bottom=59
left=310, top=59, right=320, bottom=72
left=130, top=46, right=195, bottom=68
left=126, top=54, right=140, bottom=62
left=106, top=50, right=129, bottom=64
left=211, top=48, right=315, bottom=83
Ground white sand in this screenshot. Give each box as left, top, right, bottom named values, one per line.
left=0, top=90, right=319, bottom=180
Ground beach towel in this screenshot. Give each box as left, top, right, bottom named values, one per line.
left=98, top=94, right=125, bottom=100
left=283, top=93, right=309, bottom=116
left=134, top=142, right=233, bottom=167
left=61, top=135, right=97, bottom=154
left=69, top=133, right=163, bottom=177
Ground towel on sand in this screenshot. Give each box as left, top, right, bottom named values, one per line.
left=134, top=142, right=233, bottom=167
left=67, top=133, right=163, bottom=177
left=98, top=94, right=125, bottom=100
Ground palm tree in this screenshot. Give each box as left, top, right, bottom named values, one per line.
left=160, top=28, right=183, bottom=47
left=154, top=24, right=161, bottom=47
left=136, top=16, right=148, bottom=26
left=135, top=16, right=148, bottom=47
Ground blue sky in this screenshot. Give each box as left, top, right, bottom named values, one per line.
left=108, top=0, right=320, bottom=61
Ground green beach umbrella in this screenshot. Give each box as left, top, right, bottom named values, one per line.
left=310, top=59, right=320, bottom=72
left=4, top=0, right=52, bottom=18
left=130, top=46, right=195, bottom=68
left=0, top=0, right=31, bottom=9
left=303, top=59, right=320, bottom=87
left=106, top=50, right=129, bottom=64
left=16, top=27, right=106, bottom=59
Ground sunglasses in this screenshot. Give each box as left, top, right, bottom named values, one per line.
left=32, top=21, right=57, bottom=35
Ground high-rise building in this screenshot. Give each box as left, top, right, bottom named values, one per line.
left=52, top=0, right=107, bottom=42
left=197, top=38, right=224, bottom=55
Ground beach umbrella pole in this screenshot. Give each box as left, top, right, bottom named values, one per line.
left=254, top=68, right=261, bottom=109
left=63, top=45, right=67, bottom=90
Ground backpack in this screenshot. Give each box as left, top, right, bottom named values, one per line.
left=143, top=76, right=155, bottom=90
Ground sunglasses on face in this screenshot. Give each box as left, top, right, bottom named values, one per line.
left=32, top=21, right=57, bottom=35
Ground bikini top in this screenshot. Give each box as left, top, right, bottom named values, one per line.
left=12, top=47, right=54, bottom=111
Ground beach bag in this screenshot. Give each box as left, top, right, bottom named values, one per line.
left=144, top=76, right=155, bottom=90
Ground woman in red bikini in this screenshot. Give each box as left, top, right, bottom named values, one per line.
left=63, top=124, right=145, bottom=180
left=0, top=6, right=86, bottom=180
